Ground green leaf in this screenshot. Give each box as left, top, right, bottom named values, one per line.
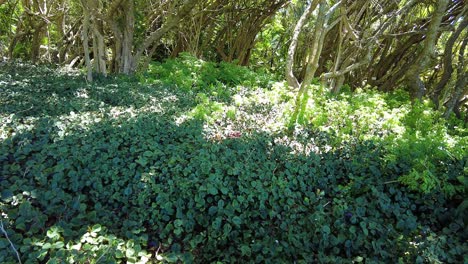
left=232, top=216, right=242, bottom=227
left=345, top=240, right=352, bottom=248
left=126, top=247, right=136, bottom=258
left=1, top=189, right=14, bottom=201
left=174, top=219, right=183, bottom=227
left=212, top=217, right=222, bottom=230
left=46, top=227, right=61, bottom=239
left=208, top=185, right=218, bottom=195
left=240, top=245, right=251, bottom=256
left=91, top=224, right=102, bottom=233
left=208, top=206, right=217, bottom=215
left=360, top=222, right=368, bottom=236
left=42, top=243, right=52, bottom=249
left=354, top=256, right=364, bottom=262
left=166, top=253, right=179, bottom=262
left=220, top=187, right=229, bottom=195
left=53, top=241, right=64, bottom=249
left=115, top=249, right=124, bottom=258
left=0, top=240, right=9, bottom=249
left=223, top=223, right=232, bottom=236
left=174, top=228, right=183, bottom=236
left=136, top=157, right=148, bottom=166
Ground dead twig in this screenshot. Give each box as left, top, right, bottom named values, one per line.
left=0, top=219, right=22, bottom=264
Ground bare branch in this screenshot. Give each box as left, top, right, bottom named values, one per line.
left=0, top=220, right=22, bottom=264
left=325, top=0, right=342, bottom=19
left=285, top=0, right=319, bottom=89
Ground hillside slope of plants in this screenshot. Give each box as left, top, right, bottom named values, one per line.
left=0, top=57, right=467, bottom=263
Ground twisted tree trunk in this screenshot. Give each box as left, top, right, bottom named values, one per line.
left=404, top=0, right=448, bottom=100
left=285, top=0, right=319, bottom=90
left=444, top=37, right=467, bottom=119
left=132, top=0, right=199, bottom=72
left=81, top=0, right=92, bottom=82
left=432, top=15, right=467, bottom=108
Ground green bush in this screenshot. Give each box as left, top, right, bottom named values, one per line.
left=288, top=86, right=407, bottom=144
left=287, top=86, right=466, bottom=197
left=385, top=102, right=467, bottom=197
left=145, top=52, right=275, bottom=102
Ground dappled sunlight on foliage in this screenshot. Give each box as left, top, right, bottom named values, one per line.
left=386, top=102, right=467, bottom=196
left=0, top=63, right=466, bottom=263
left=22, top=224, right=153, bottom=263
left=296, top=86, right=409, bottom=143
left=144, top=53, right=276, bottom=103
left=282, top=86, right=466, bottom=197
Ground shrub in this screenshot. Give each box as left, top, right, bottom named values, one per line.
left=286, top=86, right=466, bottom=197
left=386, top=102, right=467, bottom=197
left=145, top=52, right=276, bottom=102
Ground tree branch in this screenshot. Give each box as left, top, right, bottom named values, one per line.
left=0, top=220, right=22, bottom=264
left=134, top=0, right=200, bottom=66
left=285, top=0, right=319, bottom=89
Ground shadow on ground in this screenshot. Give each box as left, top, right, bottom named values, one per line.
left=0, top=63, right=196, bottom=118
left=1, top=110, right=465, bottom=263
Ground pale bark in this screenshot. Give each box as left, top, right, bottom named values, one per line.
left=81, top=0, right=92, bottom=82
left=220, top=1, right=288, bottom=66
left=86, top=0, right=107, bottom=76
left=102, top=0, right=131, bottom=73
left=121, top=0, right=134, bottom=74
left=341, top=9, right=358, bottom=41
left=373, top=0, right=418, bottom=37
left=322, top=41, right=373, bottom=84
left=8, top=17, right=25, bottom=60
left=31, top=24, right=45, bottom=63
left=92, top=30, right=98, bottom=71
left=300, top=1, right=328, bottom=88
left=107, top=17, right=123, bottom=72
left=92, top=23, right=107, bottom=76
left=289, top=0, right=331, bottom=128
left=404, top=0, right=448, bottom=100
left=285, top=0, right=319, bottom=89
left=330, top=16, right=343, bottom=93
left=432, top=15, right=467, bottom=108
left=444, top=36, right=467, bottom=118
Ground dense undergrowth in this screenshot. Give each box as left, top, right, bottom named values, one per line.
left=0, top=57, right=466, bottom=263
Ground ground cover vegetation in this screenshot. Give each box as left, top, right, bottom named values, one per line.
left=0, top=0, right=467, bottom=263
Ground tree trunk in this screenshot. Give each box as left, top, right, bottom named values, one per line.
left=31, top=24, right=45, bottom=63
left=133, top=0, right=199, bottom=72
left=8, top=16, right=25, bottom=60
left=289, top=1, right=329, bottom=127
left=305, top=6, right=326, bottom=81
left=404, top=0, right=448, bottom=100
left=85, top=0, right=107, bottom=76
left=108, top=19, right=123, bottom=73
left=432, top=16, right=467, bottom=108
left=330, top=16, right=344, bottom=93
left=81, top=0, right=93, bottom=82
left=285, top=0, right=318, bottom=90
left=92, top=21, right=107, bottom=76
left=444, top=37, right=467, bottom=118
left=121, top=0, right=134, bottom=73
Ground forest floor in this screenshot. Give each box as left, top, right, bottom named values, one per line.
left=0, top=60, right=466, bottom=263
